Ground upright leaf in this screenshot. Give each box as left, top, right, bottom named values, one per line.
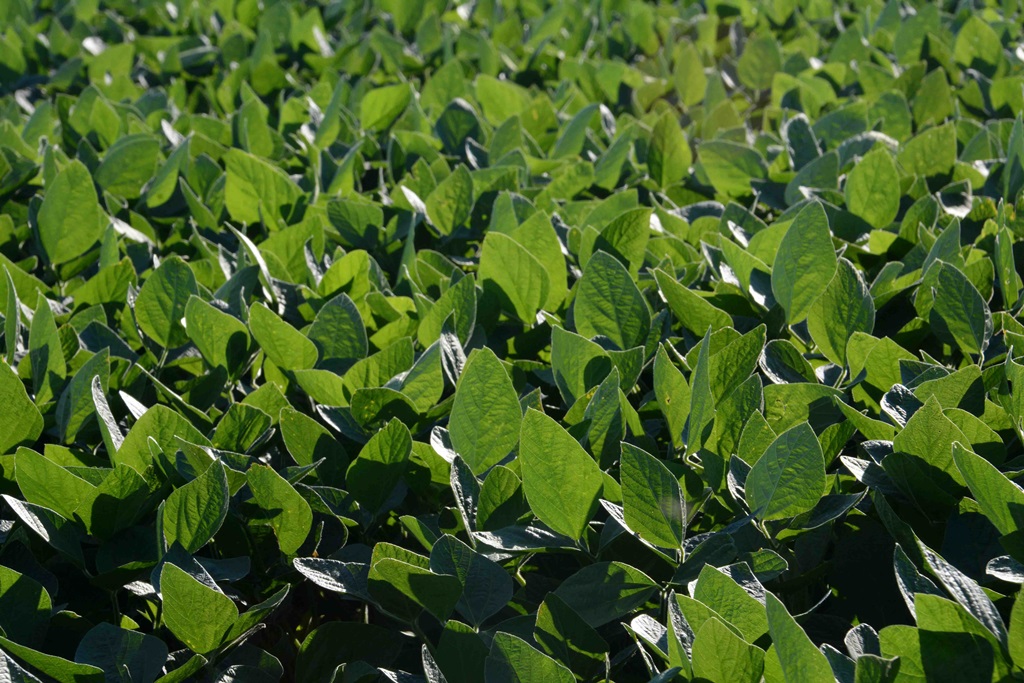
left=745, top=422, right=826, bottom=521
left=771, top=202, right=837, bottom=323
left=519, top=409, right=603, bottom=540
left=448, top=348, right=522, bottom=474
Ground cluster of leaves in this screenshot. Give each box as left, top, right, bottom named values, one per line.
left=6, top=0, right=1024, bottom=681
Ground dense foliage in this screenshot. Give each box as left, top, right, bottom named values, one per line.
left=3, top=0, right=1024, bottom=680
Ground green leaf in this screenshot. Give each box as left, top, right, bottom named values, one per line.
left=737, top=34, right=783, bottom=91
left=15, top=447, right=95, bottom=522
left=534, top=594, right=608, bottom=678
left=74, top=623, right=167, bottom=683
left=346, top=419, right=412, bottom=519
left=845, top=147, right=899, bottom=229
left=995, top=227, right=1020, bottom=311
left=0, top=637, right=103, bottom=683
left=161, top=563, right=287, bottom=656
left=307, top=293, right=367, bottom=372
left=485, top=632, right=575, bottom=683
left=0, top=360, right=42, bottom=453
left=898, top=123, right=956, bottom=178
left=686, top=328, right=716, bottom=456
left=693, top=565, right=769, bottom=642
left=223, top=148, right=303, bottom=225
left=692, top=617, right=765, bottom=683
left=163, top=461, right=229, bottom=554
left=699, top=140, right=767, bottom=197
left=36, top=159, right=103, bottom=265
left=429, top=534, right=512, bottom=627
left=184, top=296, right=251, bottom=377
left=620, top=443, right=685, bottom=549
left=551, top=326, right=612, bottom=406
left=55, top=349, right=108, bottom=444
left=590, top=207, right=651, bottom=277
left=954, top=16, right=1003, bottom=74
left=953, top=442, right=1024, bottom=536
left=648, top=111, right=692, bottom=188
left=448, top=347, right=522, bottom=474
left=28, top=294, right=65, bottom=403
left=93, top=134, right=160, bottom=199
left=368, top=554, right=461, bottom=622
left=807, top=257, right=875, bottom=365
left=893, top=395, right=968, bottom=490
left=765, top=592, right=834, bottom=682
left=247, top=463, right=313, bottom=555
left=478, top=232, right=550, bottom=323
left=574, top=251, right=651, bottom=350
left=583, top=367, right=623, bottom=468
left=655, top=268, right=732, bottom=338
left=0, top=564, right=51, bottom=646
left=360, top=83, right=412, bottom=131
left=654, top=344, right=690, bottom=449
left=248, top=302, right=319, bottom=371
left=771, top=202, right=837, bottom=324
left=745, top=422, right=826, bottom=521
left=519, top=409, right=603, bottom=540
left=552, top=562, right=658, bottom=628
left=914, top=593, right=1005, bottom=682
left=159, top=563, right=238, bottom=655
left=427, top=165, right=474, bottom=235
left=418, top=273, right=477, bottom=347
left=135, top=256, right=198, bottom=349
left=930, top=261, right=993, bottom=356
left=4, top=267, right=19, bottom=365
left=115, top=405, right=211, bottom=477
left=1010, top=592, right=1024, bottom=667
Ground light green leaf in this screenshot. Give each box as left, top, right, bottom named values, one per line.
left=898, top=123, right=956, bottom=178
left=360, top=83, right=412, bottom=132
left=699, top=140, right=767, bottom=197
left=0, top=361, right=42, bottom=453
left=952, top=442, right=1024, bottom=537
left=745, top=422, right=826, bottom=521
left=247, top=463, right=313, bottom=555
left=654, top=344, right=690, bottom=450
left=478, top=232, right=549, bottom=323
left=930, top=261, right=992, bottom=356
left=737, top=34, right=783, bottom=91
left=648, top=111, right=691, bottom=188
left=692, top=617, right=765, bottom=683
left=36, top=159, right=103, bottom=265
left=184, top=296, right=251, bottom=377
left=620, top=443, right=685, bottom=549
left=346, top=419, right=412, bottom=519
left=163, top=461, right=229, bottom=554
left=249, top=302, right=319, bottom=371
left=995, top=227, right=1020, bottom=310
left=574, top=251, right=650, bottom=350
left=845, top=147, right=899, bottom=229
left=655, top=268, right=731, bottom=337
left=94, top=134, right=160, bottom=199
left=485, top=632, right=575, bottom=683
left=449, top=347, right=522, bottom=474
left=771, top=202, right=837, bottom=323
left=519, top=409, right=603, bottom=540
left=765, top=592, right=834, bottom=683
left=135, top=256, right=198, bottom=349
left=426, top=165, right=474, bottom=235
left=807, top=257, right=875, bottom=365
left=224, top=148, right=303, bottom=225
